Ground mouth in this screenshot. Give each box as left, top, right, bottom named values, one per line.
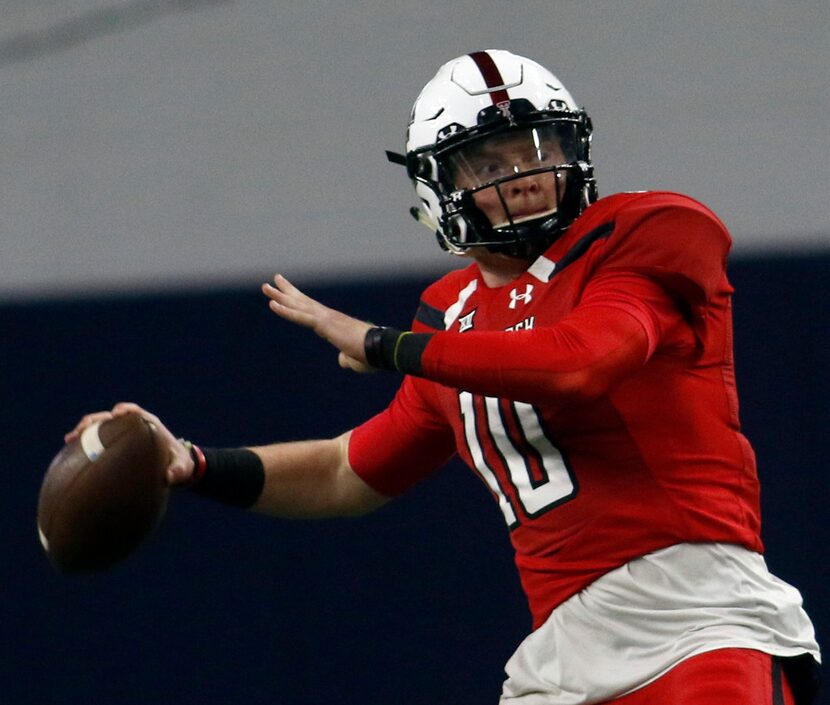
left=494, top=205, right=558, bottom=228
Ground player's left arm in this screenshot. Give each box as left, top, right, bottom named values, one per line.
left=388, top=273, right=684, bottom=405
left=263, top=271, right=685, bottom=406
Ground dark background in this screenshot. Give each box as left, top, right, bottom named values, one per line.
left=2, top=254, right=827, bottom=705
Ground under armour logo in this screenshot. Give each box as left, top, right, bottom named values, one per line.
left=438, top=122, right=464, bottom=141
left=458, top=310, right=476, bottom=332
left=508, top=284, right=534, bottom=309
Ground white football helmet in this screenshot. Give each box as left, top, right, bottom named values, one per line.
left=398, top=50, right=596, bottom=257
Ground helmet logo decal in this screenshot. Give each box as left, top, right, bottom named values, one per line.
left=437, top=122, right=464, bottom=141
left=496, top=100, right=515, bottom=125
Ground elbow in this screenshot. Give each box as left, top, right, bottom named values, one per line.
left=532, top=369, right=613, bottom=406
left=332, top=433, right=390, bottom=518
left=330, top=483, right=390, bottom=518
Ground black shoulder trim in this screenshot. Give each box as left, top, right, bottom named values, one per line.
left=415, top=301, right=446, bottom=330
left=552, top=221, right=615, bottom=279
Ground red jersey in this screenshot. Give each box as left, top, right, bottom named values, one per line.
left=349, top=191, right=763, bottom=628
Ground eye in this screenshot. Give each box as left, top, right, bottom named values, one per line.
left=538, top=149, right=565, bottom=165
left=475, top=160, right=508, bottom=179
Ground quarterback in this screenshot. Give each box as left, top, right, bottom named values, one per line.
left=68, top=51, right=821, bottom=704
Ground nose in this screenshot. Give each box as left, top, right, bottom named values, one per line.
left=506, top=172, right=544, bottom=198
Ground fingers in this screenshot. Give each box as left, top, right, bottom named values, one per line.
left=262, top=275, right=322, bottom=330
left=65, top=403, right=196, bottom=487
left=111, top=402, right=164, bottom=434
left=266, top=297, right=318, bottom=329
left=66, top=402, right=154, bottom=443
left=262, top=273, right=373, bottom=364
left=271, top=273, right=300, bottom=296
left=108, top=403, right=193, bottom=485
left=65, top=402, right=152, bottom=443
left=261, top=274, right=306, bottom=306
left=64, top=410, right=114, bottom=443
left=165, top=448, right=195, bottom=487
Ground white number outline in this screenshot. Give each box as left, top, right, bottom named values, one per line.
left=459, top=391, right=578, bottom=528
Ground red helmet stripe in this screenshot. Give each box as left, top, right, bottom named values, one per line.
left=468, top=51, right=510, bottom=104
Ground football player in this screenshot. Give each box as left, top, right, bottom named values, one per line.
left=68, top=50, right=821, bottom=704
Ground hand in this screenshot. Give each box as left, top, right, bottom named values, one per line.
left=262, top=274, right=374, bottom=373
left=64, top=402, right=195, bottom=486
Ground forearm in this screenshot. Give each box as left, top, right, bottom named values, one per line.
left=421, top=309, right=648, bottom=404
left=367, top=306, right=651, bottom=406
left=248, top=432, right=388, bottom=519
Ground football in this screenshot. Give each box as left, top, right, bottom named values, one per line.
left=37, top=413, right=170, bottom=573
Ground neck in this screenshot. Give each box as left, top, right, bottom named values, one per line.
left=471, top=249, right=535, bottom=288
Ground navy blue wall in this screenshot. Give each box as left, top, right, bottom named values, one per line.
left=2, top=255, right=827, bottom=704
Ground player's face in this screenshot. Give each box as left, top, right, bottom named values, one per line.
left=447, top=126, right=568, bottom=229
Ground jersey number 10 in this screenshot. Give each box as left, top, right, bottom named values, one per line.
left=459, top=391, right=577, bottom=528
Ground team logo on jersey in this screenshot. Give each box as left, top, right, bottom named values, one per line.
left=457, top=309, right=476, bottom=332
left=506, top=316, right=535, bottom=331
left=508, top=284, right=534, bottom=309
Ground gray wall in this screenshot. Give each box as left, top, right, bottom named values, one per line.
left=1, top=0, right=829, bottom=300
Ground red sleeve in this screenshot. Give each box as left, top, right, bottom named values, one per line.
left=348, top=375, right=456, bottom=497
left=596, top=193, right=733, bottom=338
left=417, top=272, right=686, bottom=405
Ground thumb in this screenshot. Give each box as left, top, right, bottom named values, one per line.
left=338, top=352, right=374, bottom=374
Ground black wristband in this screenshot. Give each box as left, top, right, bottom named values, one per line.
left=364, top=326, right=402, bottom=370
left=364, top=326, right=432, bottom=374
left=189, top=447, right=265, bottom=508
